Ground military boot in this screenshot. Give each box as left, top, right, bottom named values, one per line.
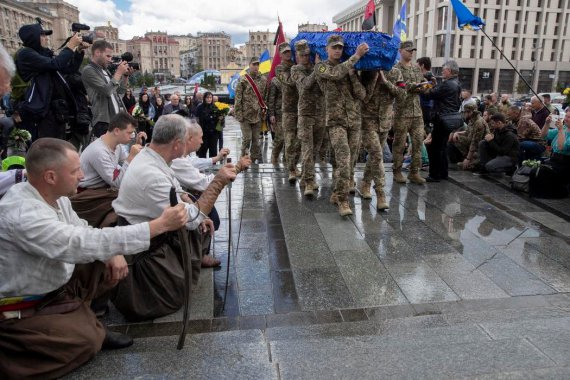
left=304, top=182, right=315, bottom=197
left=338, top=200, right=353, bottom=216
left=360, top=181, right=372, bottom=199
left=329, top=192, right=339, bottom=204
left=376, top=189, right=389, bottom=210
left=288, top=170, right=297, bottom=183
left=408, top=172, right=426, bottom=185
left=393, top=170, right=408, bottom=184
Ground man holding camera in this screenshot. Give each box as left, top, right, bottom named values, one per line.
left=15, top=21, right=85, bottom=141
left=82, top=40, right=133, bottom=138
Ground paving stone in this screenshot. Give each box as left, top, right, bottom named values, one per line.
left=238, top=288, right=274, bottom=316
left=281, top=222, right=333, bottom=269
left=314, top=213, right=370, bottom=252
left=293, top=267, right=355, bottom=310
left=480, top=316, right=570, bottom=340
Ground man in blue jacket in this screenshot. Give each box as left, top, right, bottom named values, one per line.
left=15, top=21, right=84, bottom=141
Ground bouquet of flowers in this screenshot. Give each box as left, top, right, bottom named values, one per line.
left=563, top=87, right=570, bottom=105
left=214, top=101, right=230, bottom=132
left=131, top=104, right=155, bottom=127
left=8, top=128, right=32, bottom=155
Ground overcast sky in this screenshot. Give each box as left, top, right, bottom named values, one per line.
left=66, top=0, right=352, bottom=45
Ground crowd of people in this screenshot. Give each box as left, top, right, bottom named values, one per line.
left=0, top=18, right=569, bottom=379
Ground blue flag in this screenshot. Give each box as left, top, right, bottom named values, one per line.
left=392, top=1, right=407, bottom=44
left=450, top=0, right=485, bottom=30
left=227, top=73, right=240, bottom=99
left=392, top=1, right=407, bottom=64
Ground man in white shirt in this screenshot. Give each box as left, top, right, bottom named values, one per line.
left=171, top=121, right=251, bottom=267
left=111, top=114, right=243, bottom=321
left=0, top=138, right=188, bottom=379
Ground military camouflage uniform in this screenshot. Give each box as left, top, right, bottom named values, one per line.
left=267, top=77, right=285, bottom=163
left=315, top=56, right=366, bottom=201
left=463, top=111, right=489, bottom=167
left=361, top=68, right=405, bottom=189
left=276, top=61, right=300, bottom=173
left=234, top=72, right=267, bottom=160
left=393, top=62, right=425, bottom=176
left=291, top=62, right=325, bottom=185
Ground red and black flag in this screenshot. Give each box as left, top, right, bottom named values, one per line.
left=362, top=0, right=376, bottom=31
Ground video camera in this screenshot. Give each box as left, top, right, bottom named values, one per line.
left=71, top=23, right=96, bottom=44
left=110, top=52, right=140, bottom=71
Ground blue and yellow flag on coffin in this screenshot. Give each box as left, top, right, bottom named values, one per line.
left=227, top=72, right=240, bottom=99
left=450, top=0, right=485, bottom=30
left=240, top=49, right=271, bottom=76
left=392, top=1, right=407, bottom=44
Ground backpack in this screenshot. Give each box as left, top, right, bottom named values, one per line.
left=510, top=165, right=533, bottom=193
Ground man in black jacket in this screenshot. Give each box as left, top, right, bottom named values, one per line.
left=15, top=21, right=83, bottom=141
left=476, top=113, right=520, bottom=175
left=423, top=60, right=462, bottom=182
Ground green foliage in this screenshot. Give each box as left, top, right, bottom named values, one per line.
left=516, top=79, right=530, bottom=95
left=201, top=73, right=217, bottom=91
left=143, top=71, right=154, bottom=87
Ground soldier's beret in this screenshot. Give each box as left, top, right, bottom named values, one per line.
left=463, top=103, right=477, bottom=113
left=250, top=56, right=260, bottom=64
left=400, top=41, right=416, bottom=51
left=295, top=39, right=310, bottom=55
left=278, top=42, right=292, bottom=54
left=326, top=35, right=344, bottom=47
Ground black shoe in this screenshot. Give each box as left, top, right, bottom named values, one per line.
left=425, top=176, right=440, bottom=182
left=102, top=329, right=134, bottom=350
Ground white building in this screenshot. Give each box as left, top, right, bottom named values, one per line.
left=333, top=0, right=570, bottom=95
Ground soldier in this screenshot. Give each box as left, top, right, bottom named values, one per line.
left=315, top=35, right=368, bottom=216
left=291, top=40, right=326, bottom=196
left=360, top=68, right=405, bottom=210
left=234, top=56, right=267, bottom=163
left=393, top=41, right=427, bottom=185
left=275, top=42, right=301, bottom=182
left=448, top=102, right=489, bottom=170
left=267, top=76, right=285, bottom=165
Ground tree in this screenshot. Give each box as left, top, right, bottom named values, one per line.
left=201, top=73, right=217, bottom=91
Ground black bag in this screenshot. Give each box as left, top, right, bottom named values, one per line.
left=529, top=164, right=569, bottom=199
left=19, top=76, right=51, bottom=121
left=510, top=165, right=533, bottom=193
left=439, top=112, right=464, bottom=132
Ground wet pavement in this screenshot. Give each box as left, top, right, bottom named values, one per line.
left=70, top=117, right=570, bottom=379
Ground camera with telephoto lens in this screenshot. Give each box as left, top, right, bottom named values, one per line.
left=110, top=52, right=140, bottom=71
left=71, top=23, right=95, bottom=44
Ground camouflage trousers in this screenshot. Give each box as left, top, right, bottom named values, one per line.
left=239, top=121, right=261, bottom=160
left=329, top=122, right=361, bottom=200
left=362, top=118, right=389, bottom=188
left=298, top=115, right=326, bottom=183
left=392, top=116, right=424, bottom=174
left=271, top=116, right=285, bottom=163
left=320, top=129, right=330, bottom=162
left=283, top=112, right=300, bottom=172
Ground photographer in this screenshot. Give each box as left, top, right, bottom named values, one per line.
left=82, top=40, right=133, bottom=138
left=15, top=21, right=84, bottom=141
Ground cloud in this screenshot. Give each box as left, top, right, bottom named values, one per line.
left=68, top=0, right=349, bottom=45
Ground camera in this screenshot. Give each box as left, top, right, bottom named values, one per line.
left=110, top=52, right=140, bottom=71
left=71, top=23, right=96, bottom=44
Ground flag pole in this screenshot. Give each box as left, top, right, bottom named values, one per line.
left=444, top=3, right=452, bottom=61
left=478, top=28, right=548, bottom=110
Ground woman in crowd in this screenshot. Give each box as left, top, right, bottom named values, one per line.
left=135, top=93, right=155, bottom=141
left=534, top=113, right=570, bottom=197
left=195, top=91, right=219, bottom=158
left=122, top=89, right=137, bottom=113
left=153, top=96, right=164, bottom=123
left=184, top=95, right=193, bottom=117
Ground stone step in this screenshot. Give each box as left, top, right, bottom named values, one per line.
left=66, top=330, right=278, bottom=379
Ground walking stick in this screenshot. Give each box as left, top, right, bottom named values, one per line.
left=170, top=187, right=192, bottom=350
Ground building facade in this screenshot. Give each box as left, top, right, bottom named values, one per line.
left=127, top=31, right=181, bottom=79
left=333, top=0, right=570, bottom=94
left=194, top=32, right=232, bottom=71
left=93, top=23, right=126, bottom=56
left=0, top=0, right=79, bottom=55
left=298, top=22, right=329, bottom=32
left=245, top=30, right=277, bottom=61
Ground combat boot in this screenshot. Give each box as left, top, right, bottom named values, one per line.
left=288, top=170, right=297, bottom=183
left=408, top=172, right=426, bottom=185
left=376, top=189, right=389, bottom=210
left=329, top=192, right=339, bottom=204
left=393, top=170, right=408, bottom=184
left=338, top=200, right=353, bottom=216
left=360, top=181, right=372, bottom=199
left=304, top=182, right=315, bottom=197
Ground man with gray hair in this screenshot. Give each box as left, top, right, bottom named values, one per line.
left=111, top=114, right=242, bottom=321
left=423, top=59, right=462, bottom=182
left=0, top=42, right=15, bottom=96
